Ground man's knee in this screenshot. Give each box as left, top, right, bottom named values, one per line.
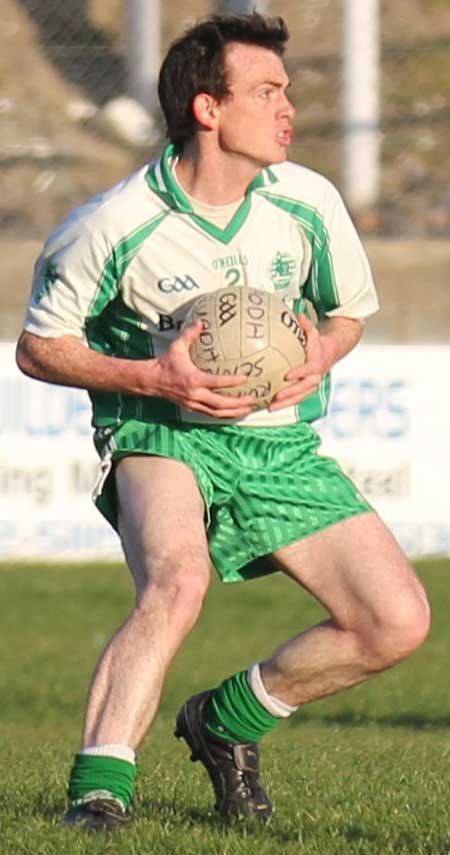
left=138, top=547, right=210, bottom=631
left=363, top=584, right=431, bottom=670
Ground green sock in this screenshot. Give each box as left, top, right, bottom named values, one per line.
left=68, top=753, right=137, bottom=811
left=204, top=669, right=280, bottom=743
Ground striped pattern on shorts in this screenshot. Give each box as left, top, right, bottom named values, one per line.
left=93, top=419, right=372, bottom=583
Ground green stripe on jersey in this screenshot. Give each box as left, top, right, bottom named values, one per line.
left=259, top=191, right=339, bottom=314
left=83, top=210, right=180, bottom=426
left=87, top=294, right=180, bottom=426
left=291, top=298, right=331, bottom=424
left=86, top=211, right=169, bottom=321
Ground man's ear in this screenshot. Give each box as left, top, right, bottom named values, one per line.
left=192, top=93, right=220, bottom=131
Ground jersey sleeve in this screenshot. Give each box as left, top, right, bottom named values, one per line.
left=303, top=184, right=379, bottom=320
left=23, top=220, right=116, bottom=341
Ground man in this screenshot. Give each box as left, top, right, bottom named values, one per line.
left=16, top=13, right=430, bottom=830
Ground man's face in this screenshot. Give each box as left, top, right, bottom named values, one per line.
left=215, top=43, right=295, bottom=168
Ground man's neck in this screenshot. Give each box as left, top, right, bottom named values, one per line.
left=174, top=141, right=263, bottom=206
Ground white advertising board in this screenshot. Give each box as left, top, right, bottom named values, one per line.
left=0, top=344, right=121, bottom=560
left=317, top=345, right=450, bottom=559
left=0, top=343, right=449, bottom=561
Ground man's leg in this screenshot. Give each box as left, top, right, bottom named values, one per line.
left=176, top=512, right=430, bottom=821
left=65, top=456, right=212, bottom=828
left=261, top=512, right=430, bottom=704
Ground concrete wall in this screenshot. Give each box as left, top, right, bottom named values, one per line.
left=364, top=240, right=450, bottom=344
left=2, top=239, right=449, bottom=344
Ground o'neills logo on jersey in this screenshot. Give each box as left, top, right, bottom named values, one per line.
left=268, top=251, right=296, bottom=291
left=157, top=275, right=200, bottom=293
left=212, top=253, right=248, bottom=271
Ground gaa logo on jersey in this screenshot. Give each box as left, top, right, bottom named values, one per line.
left=268, top=251, right=296, bottom=291
left=157, top=274, right=200, bottom=293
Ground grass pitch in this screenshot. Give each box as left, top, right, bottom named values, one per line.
left=1, top=559, right=450, bottom=854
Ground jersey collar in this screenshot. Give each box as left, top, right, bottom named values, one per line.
left=145, top=143, right=279, bottom=245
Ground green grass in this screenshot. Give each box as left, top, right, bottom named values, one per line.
left=1, top=559, right=450, bottom=854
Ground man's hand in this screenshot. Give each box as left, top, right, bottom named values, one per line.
left=16, top=326, right=257, bottom=420
left=268, top=313, right=364, bottom=412
left=147, top=321, right=257, bottom=419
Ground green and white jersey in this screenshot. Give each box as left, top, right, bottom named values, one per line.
left=25, top=143, right=379, bottom=428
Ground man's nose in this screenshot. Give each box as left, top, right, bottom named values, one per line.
left=279, top=93, right=295, bottom=119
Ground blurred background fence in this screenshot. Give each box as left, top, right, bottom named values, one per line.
left=1, top=0, right=450, bottom=340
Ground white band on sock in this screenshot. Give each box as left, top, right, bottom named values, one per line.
left=80, top=744, right=136, bottom=765
left=248, top=663, right=299, bottom=718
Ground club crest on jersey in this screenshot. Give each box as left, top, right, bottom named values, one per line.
left=268, top=251, right=296, bottom=291
left=34, top=262, right=60, bottom=304
left=157, top=274, right=200, bottom=293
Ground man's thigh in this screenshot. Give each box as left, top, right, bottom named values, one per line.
left=271, top=512, right=428, bottom=629
left=115, top=455, right=211, bottom=593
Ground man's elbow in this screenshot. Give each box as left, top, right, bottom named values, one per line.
left=352, top=317, right=365, bottom=337
left=15, top=331, right=43, bottom=380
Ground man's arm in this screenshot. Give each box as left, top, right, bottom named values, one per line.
left=268, top=314, right=363, bottom=412
left=16, top=328, right=257, bottom=419
left=16, top=331, right=144, bottom=393
left=313, top=314, right=364, bottom=371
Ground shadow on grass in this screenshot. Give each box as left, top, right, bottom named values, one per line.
left=342, top=823, right=380, bottom=845
left=138, top=798, right=304, bottom=844
left=288, top=709, right=450, bottom=730
left=342, top=824, right=450, bottom=854
left=27, top=802, right=64, bottom=823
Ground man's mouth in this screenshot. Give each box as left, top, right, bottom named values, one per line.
left=277, top=129, right=292, bottom=146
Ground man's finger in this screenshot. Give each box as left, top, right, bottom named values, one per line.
left=271, top=374, right=321, bottom=402
left=178, top=320, right=203, bottom=345
left=298, top=313, right=315, bottom=333
left=197, top=369, right=256, bottom=391
left=198, top=386, right=258, bottom=408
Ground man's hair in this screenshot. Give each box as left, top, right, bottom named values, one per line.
left=157, top=13, right=289, bottom=146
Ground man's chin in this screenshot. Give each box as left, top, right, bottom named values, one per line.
left=270, top=148, right=289, bottom=164
left=257, top=148, right=289, bottom=168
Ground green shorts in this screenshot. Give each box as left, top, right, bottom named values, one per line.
left=93, top=419, right=371, bottom=584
